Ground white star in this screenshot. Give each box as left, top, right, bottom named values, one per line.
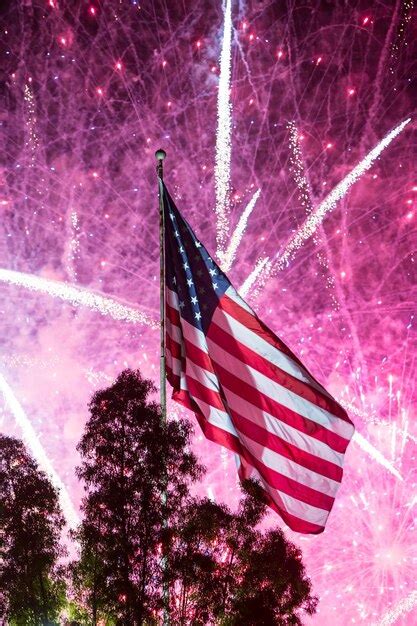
left=172, top=277, right=176, bottom=284
left=174, top=230, right=179, bottom=238
left=179, top=301, right=185, bottom=309
left=179, top=246, right=184, bottom=253
left=183, top=262, right=189, bottom=270
left=213, top=282, right=218, bottom=290
left=195, top=241, right=201, bottom=248
left=191, top=296, right=198, bottom=305
left=194, top=311, right=202, bottom=321
left=209, top=268, right=217, bottom=276
left=187, top=278, right=194, bottom=287
left=169, top=212, right=175, bottom=221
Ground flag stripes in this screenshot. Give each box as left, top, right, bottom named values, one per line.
left=162, top=182, right=354, bottom=534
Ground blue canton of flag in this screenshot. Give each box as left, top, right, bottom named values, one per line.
left=162, top=180, right=355, bottom=534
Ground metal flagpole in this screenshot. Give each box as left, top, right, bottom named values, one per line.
left=155, top=148, right=169, bottom=625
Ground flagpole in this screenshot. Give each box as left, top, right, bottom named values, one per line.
left=155, top=148, right=169, bottom=625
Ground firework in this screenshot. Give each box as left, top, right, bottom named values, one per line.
left=0, top=372, right=79, bottom=529
left=1, top=1, right=416, bottom=623
left=222, top=188, right=261, bottom=272
left=214, top=0, right=233, bottom=257
left=0, top=269, right=157, bottom=328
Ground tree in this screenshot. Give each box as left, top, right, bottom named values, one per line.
left=71, top=369, right=317, bottom=625
left=0, top=434, right=66, bottom=625
left=170, top=481, right=317, bottom=625
left=70, top=369, right=202, bottom=625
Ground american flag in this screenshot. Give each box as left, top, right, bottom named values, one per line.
left=162, top=181, right=355, bottom=534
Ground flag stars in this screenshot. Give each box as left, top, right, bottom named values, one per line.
left=194, top=311, right=202, bottom=321
left=169, top=212, right=175, bottom=221
left=213, top=282, right=218, bottom=290
left=195, top=241, right=201, bottom=248
left=183, top=262, right=189, bottom=270
left=187, top=278, right=194, bottom=287
left=209, top=268, right=217, bottom=276
left=179, top=301, right=185, bottom=309
left=191, top=296, right=198, bottom=305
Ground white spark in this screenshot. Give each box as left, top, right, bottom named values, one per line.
left=275, top=118, right=411, bottom=272
left=64, top=209, right=80, bottom=282
left=353, top=432, right=403, bottom=481
left=376, top=590, right=417, bottom=626
left=215, top=0, right=233, bottom=257
left=0, top=269, right=157, bottom=328
left=222, top=189, right=261, bottom=272
left=0, top=372, right=79, bottom=529
left=239, top=256, right=270, bottom=297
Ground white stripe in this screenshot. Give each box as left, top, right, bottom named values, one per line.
left=166, top=321, right=219, bottom=395
left=268, top=483, right=329, bottom=526
left=223, top=387, right=344, bottom=469
left=219, top=288, right=333, bottom=400
left=239, top=460, right=329, bottom=527
left=167, top=311, right=345, bottom=469
left=166, top=347, right=181, bottom=377
left=206, top=335, right=354, bottom=440
left=193, top=398, right=239, bottom=438
left=239, top=435, right=339, bottom=498
left=166, top=286, right=180, bottom=308
left=166, top=317, right=182, bottom=344
left=185, top=361, right=220, bottom=393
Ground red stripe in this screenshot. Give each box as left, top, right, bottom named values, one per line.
left=208, top=357, right=350, bottom=454
left=185, top=375, right=224, bottom=411
left=172, top=388, right=241, bottom=455
left=209, top=319, right=348, bottom=423
left=183, top=366, right=335, bottom=510
left=184, top=338, right=214, bottom=373
left=236, top=460, right=325, bottom=533
left=229, top=408, right=343, bottom=482
left=166, top=363, right=180, bottom=390
left=180, top=335, right=343, bottom=482
left=171, top=382, right=328, bottom=531
left=236, top=441, right=334, bottom=511
left=166, top=301, right=181, bottom=326
left=166, top=332, right=182, bottom=361
left=218, top=295, right=352, bottom=425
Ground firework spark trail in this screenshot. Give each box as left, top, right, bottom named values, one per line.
left=0, top=269, right=157, bottom=328
left=214, top=0, right=233, bottom=258
left=239, top=256, right=270, bottom=296
left=64, top=209, right=80, bottom=283
left=287, top=119, right=370, bottom=390
left=222, top=188, right=261, bottom=272
left=274, top=118, right=411, bottom=273
left=0, top=371, right=79, bottom=529
left=376, top=590, right=417, bottom=626
left=353, top=431, right=402, bottom=481
left=243, top=118, right=411, bottom=296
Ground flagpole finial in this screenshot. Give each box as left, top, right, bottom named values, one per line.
left=155, top=149, right=166, bottom=179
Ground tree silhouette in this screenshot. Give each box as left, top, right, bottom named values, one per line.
left=70, top=369, right=202, bottom=625
left=170, top=481, right=317, bottom=625
left=71, top=369, right=317, bottom=625
left=0, top=434, right=66, bottom=625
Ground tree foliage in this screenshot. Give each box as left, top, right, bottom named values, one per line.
left=70, top=369, right=202, bottom=625
left=0, top=434, right=66, bottom=625
left=70, top=369, right=317, bottom=625
left=170, top=481, right=317, bottom=625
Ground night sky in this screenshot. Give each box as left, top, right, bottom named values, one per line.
left=1, top=1, right=416, bottom=624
